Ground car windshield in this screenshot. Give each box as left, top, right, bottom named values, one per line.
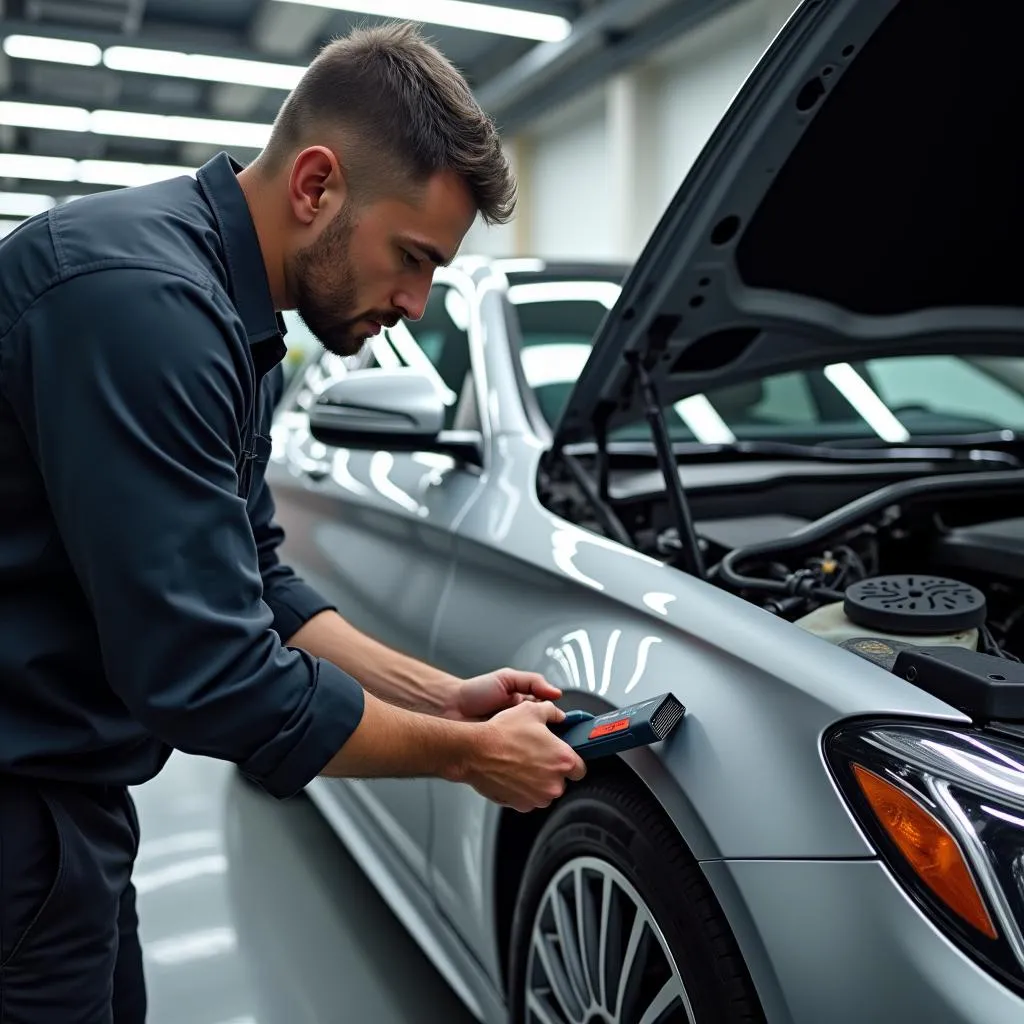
left=510, top=276, right=1024, bottom=445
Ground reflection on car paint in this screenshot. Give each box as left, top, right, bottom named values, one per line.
left=546, top=627, right=662, bottom=697
left=547, top=514, right=663, bottom=593
left=368, top=451, right=426, bottom=516
left=330, top=449, right=371, bottom=497
left=643, top=591, right=678, bottom=616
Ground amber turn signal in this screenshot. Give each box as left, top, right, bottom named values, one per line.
left=852, top=763, right=998, bottom=940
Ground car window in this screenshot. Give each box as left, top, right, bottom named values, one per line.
left=386, top=284, right=473, bottom=430
left=509, top=281, right=1024, bottom=443
left=754, top=372, right=818, bottom=425
left=863, top=356, right=1024, bottom=430
left=512, top=289, right=617, bottom=430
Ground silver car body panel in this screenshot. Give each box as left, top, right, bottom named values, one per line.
left=704, top=859, right=1024, bottom=1024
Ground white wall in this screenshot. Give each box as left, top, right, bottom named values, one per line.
left=465, top=0, right=800, bottom=263
left=527, top=87, right=613, bottom=260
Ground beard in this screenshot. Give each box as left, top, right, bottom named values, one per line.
left=289, top=205, right=398, bottom=358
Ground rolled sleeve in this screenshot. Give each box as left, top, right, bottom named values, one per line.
left=262, top=574, right=335, bottom=647
left=246, top=447, right=336, bottom=642
left=5, top=267, right=365, bottom=798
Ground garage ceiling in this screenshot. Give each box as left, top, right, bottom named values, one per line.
left=0, top=0, right=729, bottom=214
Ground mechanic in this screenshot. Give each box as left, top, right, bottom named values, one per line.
left=0, top=21, right=586, bottom=1023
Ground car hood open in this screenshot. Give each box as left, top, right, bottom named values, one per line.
left=553, top=0, right=1024, bottom=446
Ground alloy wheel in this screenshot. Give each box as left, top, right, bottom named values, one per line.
left=523, top=855, right=695, bottom=1024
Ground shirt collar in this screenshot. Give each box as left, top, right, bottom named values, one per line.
left=196, top=152, right=287, bottom=347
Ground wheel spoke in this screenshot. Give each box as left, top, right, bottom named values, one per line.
left=599, top=873, right=621, bottom=1012
left=613, top=908, right=648, bottom=1021
left=575, top=867, right=600, bottom=1007
left=534, top=923, right=585, bottom=1023
left=552, top=879, right=590, bottom=1011
left=636, top=976, right=687, bottom=1024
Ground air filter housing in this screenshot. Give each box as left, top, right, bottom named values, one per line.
left=843, top=575, right=987, bottom=636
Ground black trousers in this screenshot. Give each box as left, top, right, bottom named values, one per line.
left=0, top=776, right=146, bottom=1023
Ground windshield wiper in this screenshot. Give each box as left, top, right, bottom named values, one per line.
left=681, top=439, right=1022, bottom=467
left=563, top=438, right=1022, bottom=468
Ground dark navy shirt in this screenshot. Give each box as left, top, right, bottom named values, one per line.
left=0, top=152, right=365, bottom=799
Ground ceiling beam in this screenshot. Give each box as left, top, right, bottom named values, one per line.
left=478, top=0, right=736, bottom=133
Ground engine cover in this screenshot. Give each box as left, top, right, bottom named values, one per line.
left=932, top=517, right=1024, bottom=580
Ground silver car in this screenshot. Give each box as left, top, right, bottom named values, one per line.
left=267, top=1, right=1024, bottom=1021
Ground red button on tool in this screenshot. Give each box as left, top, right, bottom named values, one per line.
left=589, top=717, right=630, bottom=740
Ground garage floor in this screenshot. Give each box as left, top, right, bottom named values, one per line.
left=131, top=753, right=478, bottom=1024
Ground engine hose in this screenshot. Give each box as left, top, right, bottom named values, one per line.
left=720, top=467, right=1024, bottom=594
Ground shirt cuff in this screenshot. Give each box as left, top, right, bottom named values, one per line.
left=240, top=658, right=366, bottom=799
left=264, top=577, right=336, bottom=643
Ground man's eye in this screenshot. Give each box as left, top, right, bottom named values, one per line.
left=402, top=250, right=420, bottom=268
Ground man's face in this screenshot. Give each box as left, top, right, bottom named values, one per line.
left=289, top=169, right=476, bottom=357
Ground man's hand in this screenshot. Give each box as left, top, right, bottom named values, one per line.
left=448, top=667, right=563, bottom=722
left=461, top=700, right=587, bottom=812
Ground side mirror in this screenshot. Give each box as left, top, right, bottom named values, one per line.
left=307, top=368, right=481, bottom=464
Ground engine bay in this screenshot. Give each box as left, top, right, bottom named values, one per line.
left=707, top=468, right=1024, bottom=666
left=540, top=449, right=1024, bottom=684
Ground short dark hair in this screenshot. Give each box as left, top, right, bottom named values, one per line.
left=260, top=21, right=516, bottom=225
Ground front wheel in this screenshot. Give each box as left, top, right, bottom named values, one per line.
left=507, top=776, right=764, bottom=1024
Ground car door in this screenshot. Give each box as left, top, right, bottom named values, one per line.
left=268, top=279, right=486, bottom=885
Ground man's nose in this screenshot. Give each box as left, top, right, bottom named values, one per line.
left=394, top=278, right=432, bottom=322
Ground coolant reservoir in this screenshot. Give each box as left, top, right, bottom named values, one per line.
left=795, top=574, right=985, bottom=651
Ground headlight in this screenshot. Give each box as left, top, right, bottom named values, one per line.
left=826, top=721, right=1024, bottom=993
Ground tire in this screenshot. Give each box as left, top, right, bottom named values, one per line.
left=507, top=774, right=765, bottom=1024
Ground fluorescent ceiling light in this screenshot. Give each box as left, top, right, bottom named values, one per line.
left=76, top=160, right=195, bottom=187
left=0, top=153, right=193, bottom=187
left=2, top=34, right=306, bottom=90
left=272, top=0, right=571, bottom=42
left=0, top=153, right=77, bottom=182
left=2, top=34, right=101, bottom=66
left=0, top=101, right=90, bottom=133
left=91, top=110, right=271, bottom=148
left=0, top=191, right=56, bottom=216
left=103, top=46, right=305, bottom=90
left=0, top=100, right=271, bottom=148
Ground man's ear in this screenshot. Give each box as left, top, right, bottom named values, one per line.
left=287, top=146, right=348, bottom=226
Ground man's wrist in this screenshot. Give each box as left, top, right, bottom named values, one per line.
left=438, top=718, right=484, bottom=783
left=435, top=674, right=465, bottom=719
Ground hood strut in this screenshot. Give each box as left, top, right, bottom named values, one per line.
left=630, top=354, right=706, bottom=579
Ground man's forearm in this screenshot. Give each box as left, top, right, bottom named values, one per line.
left=320, top=689, right=474, bottom=781
left=288, top=609, right=459, bottom=716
